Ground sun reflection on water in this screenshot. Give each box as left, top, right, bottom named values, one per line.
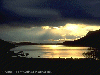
left=12, top=45, right=93, bottom=59
left=40, top=45, right=89, bottom=58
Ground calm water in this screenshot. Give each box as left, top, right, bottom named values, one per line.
left=10, top=45, right=92, bottom=58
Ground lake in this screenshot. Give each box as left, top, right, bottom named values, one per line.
left=10, top=45, right=94, bottom=59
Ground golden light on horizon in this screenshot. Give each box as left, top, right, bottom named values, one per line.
left=41, top=23, right=100, bottom=42
left=41, top=26, right=51, bottom=29
left=64, top=24, right=78, bottom=31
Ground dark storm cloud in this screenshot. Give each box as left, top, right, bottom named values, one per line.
left=0, top=0, right=100, bottom=27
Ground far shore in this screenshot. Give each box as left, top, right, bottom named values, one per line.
left=15, top=43, right=63, bottom=45
left=15, top=43, right=90, bottom=47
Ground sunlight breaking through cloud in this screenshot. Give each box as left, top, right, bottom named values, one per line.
left=41, top=23, right=100, bottom=42
left=0, top=23, right=100, bottom=43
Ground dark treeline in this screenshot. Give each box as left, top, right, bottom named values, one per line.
left=15, top=42, right=63, bottom=45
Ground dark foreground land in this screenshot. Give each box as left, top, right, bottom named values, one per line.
left=1, top=57, right=100, bottom=74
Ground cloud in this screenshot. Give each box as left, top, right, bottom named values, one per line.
left=0, top=0, right=100, bottom=27
left=89, top=1, right=100, bottom=5
left=77, top=0, right=100, bottom=17
left=0, top=24, right=100, bottom=43
left=11, top=8, right=60, bottom=18
left=2, top=0, right=60, bottom=18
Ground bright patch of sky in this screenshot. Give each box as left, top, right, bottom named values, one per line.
left=0, top=23, right=100, bottom=43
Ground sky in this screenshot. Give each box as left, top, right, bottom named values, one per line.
left=0, top=0, right=100, bottom=43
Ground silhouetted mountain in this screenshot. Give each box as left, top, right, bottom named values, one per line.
left=63, top=29, right=100, bottom=48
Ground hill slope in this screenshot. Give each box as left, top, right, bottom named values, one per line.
left=0, top=39, right=15, bottom=52
left=63, top=29, right=100, bottom=48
